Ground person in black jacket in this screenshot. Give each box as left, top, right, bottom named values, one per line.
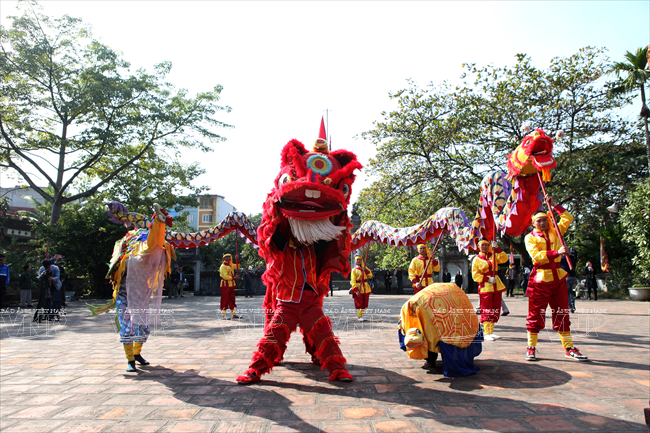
left=442, top=268, right=452, bottom=283
left=560, top=248, right=578, bottom=312
left=454, top=271, right=463, bottom=289
left=584, top=262, right=598, bottom=301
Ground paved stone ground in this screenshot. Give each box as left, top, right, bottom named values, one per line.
left=1, top=292, right=648, bottom=432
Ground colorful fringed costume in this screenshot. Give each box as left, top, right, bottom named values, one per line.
left=88, top=204, right=174, bottom=372
left=472, top=240, right=509, bottom=339
left=398, top=283, right=482, bottom=377
left=236, top=123, right=362, bottom=384
left=350, top=256, right=372, bottom=321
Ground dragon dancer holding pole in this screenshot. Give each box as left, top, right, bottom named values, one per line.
left=511, top=127, right=588, bottom=362
left=409, top=242, right=441, bottom=294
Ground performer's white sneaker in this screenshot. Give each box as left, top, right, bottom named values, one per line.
left=484, top=334, right=495, bottom=341
left=491, top=333, right=502, bottom=340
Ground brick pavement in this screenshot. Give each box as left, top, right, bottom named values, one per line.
left=0, top=293, right=648, bottom=432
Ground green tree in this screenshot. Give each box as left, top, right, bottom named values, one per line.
left=0, top=2, right=231, bottom=225
left=610, top=46, right=650, bottom=169
left=36, top=201, right=127, bottom=295
left=358, top=47, right=646, bottom=269
left=620, top=178, right=650, bottom=286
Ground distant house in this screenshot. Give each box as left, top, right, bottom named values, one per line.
left=0, top=186, right=47, bottom=246
left=168, top=194, right=236, bottom=232
left=1, top=186, right=45, bottom=214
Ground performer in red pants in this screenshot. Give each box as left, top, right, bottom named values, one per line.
left=219, top=253, right=240, bottom=319
left=236, top=232, right=353, bottom=384
left=524, top=196, right=587, bottom=362
left=350, top=255, right=372, bottom=322
left=472, top=239, right=509, bottom=341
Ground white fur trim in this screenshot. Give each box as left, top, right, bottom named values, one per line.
left=289, top=217, right=345, bottom=244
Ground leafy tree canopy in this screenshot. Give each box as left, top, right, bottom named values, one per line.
left=609, top=45, right=650, bottom=169
left=0, top=1, right=232, bottom=224
left=620, top=178, right=650, bottom=286
left=36, top=200, right=127, bottom=295
left=357, top=47, right=647, bottom=269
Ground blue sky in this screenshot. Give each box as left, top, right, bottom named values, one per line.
left=1, top=1, right=648, bottom=214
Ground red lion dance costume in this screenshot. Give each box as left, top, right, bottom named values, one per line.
left=236, top=126, right=362, bottom=384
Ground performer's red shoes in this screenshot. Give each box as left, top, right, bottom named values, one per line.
left=565, top=347, right=588, bottom=361
left=236, top=369, right=261, bottom=385
left=328, top=370, right=354, bottom=382
left=525, top=346, right=537, bottom=361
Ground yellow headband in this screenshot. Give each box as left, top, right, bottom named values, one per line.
left=223, top=253, right=232, bottom=259
left=478, top=239, right=490, bottom=246
left=355, top=256, right=362, bottom=260
left=531, top=212, right=547, bottom=222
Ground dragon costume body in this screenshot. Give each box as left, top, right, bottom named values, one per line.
left=351, top=129, right=558, bottom=252
left=236, top=132, right=362, bottom=384
left=348, top=128, right=578, bottom=365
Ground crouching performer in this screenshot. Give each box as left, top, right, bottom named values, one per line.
left=398, top=283, right=482, bottom=377
left=525, top=197, right=587, bottom=362
left=89, top=203, right=174, bottom=372
left=236, top=128, right=362, bottom=384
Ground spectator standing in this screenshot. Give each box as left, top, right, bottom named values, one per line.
left=522, top=266, right=531, bottom=295
left=0, top=254, right=9, bottom=309
left=20, top=264, right=33, bottom=308
left=561, top=248, right=578, bottom=312
left=243, top=269, right=253, bottom=298
left=442, top=268, right=452, bottom=283
left=169, top=268, right=180, bottom=299
left=34, top=259, right=60, bottom=321
left=58, top=262, right=69, bottom=307
left=178, top=268, right=184, bottom=298
left=394, top=268, right=403, bottom=294
left=506, top=264, right=517, bottom=297
left=454, top=270, right=463, bottom=289
left=38, top=259, right=61, bottom=312
left=584, top=261, right=598, bottom=301
left=384, top=271, right=392, bottom=293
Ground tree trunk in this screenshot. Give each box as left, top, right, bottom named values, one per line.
left=640, top=86, right=650, bottom=170
left=50, top=197, right=63, bottom=225
left=643, top=116, right=650, bottom=173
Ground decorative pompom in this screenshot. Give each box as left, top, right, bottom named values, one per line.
left=520, top=122, right=532, bottom=134
left=555, top=130, right=565, bottom=141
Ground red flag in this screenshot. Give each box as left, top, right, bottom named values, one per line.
left=600, top=235, right=611, bottom=272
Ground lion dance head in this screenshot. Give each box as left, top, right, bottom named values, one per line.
left=258, top=136, right=362, bottom=309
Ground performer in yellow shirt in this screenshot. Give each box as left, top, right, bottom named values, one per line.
left=350, top=256, right=372, bottom=322
left=408, top=244, right=440, bottom=294
left=472, top=239, right=509, bottom=341
left=524, top=196, right=587, bottom=362
left=220, top=253, right=240, bottom=319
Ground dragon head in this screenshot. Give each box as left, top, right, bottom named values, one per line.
left=506, top=129, right=557, bottom=181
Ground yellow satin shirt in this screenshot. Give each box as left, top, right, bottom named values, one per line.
left=525, top=208, right=573, bottom=283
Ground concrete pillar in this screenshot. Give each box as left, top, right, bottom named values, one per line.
left=194, top=260, right=202, bottom=295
